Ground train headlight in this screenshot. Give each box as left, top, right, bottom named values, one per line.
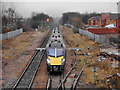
left=62, top=58, right=65, bottom=65
left=47, top=58, right=50, bottom=64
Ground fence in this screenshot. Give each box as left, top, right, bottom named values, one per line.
left=79, top=29, right=109, bottom=45
left=0, top=28, right=23, bottom=41
left=64, top=24, right=110, bottom=45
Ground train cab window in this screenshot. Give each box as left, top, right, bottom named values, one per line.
left=57, top=49, right=63, bottom=57
left=48, top=48, right=63, bottom=57
left=48, top=49, right=55, bottom=57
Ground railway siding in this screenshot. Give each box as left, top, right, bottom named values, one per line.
left=61, top=25, right=119, bottom=88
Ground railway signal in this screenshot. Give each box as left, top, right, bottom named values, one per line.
left=47, top=18, right=50, bottom=22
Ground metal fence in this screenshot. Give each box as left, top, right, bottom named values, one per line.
left=79, top=29, right=109, bottom=45
left=64, top=24, right=111, bottom=45
left=0, top=28, right=23, bottom=41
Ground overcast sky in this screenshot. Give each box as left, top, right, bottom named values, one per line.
left=1, top=1, right=119, bottom=18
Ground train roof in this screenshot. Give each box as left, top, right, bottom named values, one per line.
left=46, top=38, right=65, bottom=48
left=46, top=27, right=65, bottom=48
left=48, top=42, right=64, bottom=48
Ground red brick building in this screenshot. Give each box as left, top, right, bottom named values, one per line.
left=88, top=13, right=120, bottom=29
left=88, top=16, right=96, bottom=25
left=101, top=14, right=109, bottom=27
left=87, top=13, right=120, bottom=34
left=115, top=17, right=120, bottom=30
left=95, top=16, right=101, bottom=26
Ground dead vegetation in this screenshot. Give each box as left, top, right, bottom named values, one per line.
left=1, top=31, right=39, bottom=60
left=60, top=26, right=118, bottom=88
left=2, top=29, right=49, bottom=87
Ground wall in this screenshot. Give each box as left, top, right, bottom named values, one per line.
left=87, top=28, right=118, bottom=34
left=65, top=24, right=118, bottom=45
left=116, top=17, right=120, bottom=30
left=79, top=29, right=109, bottom=45
left=0, top=28, right=23, bottom=41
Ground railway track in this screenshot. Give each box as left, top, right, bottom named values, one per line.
left=58, top=48, right=87, bottom=89
left=72, top=49, right=86, bottom=89
left=47, top=72, right=64, bottom=90
left=12, top=28, right=52, bottom=89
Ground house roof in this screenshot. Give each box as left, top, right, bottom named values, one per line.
left=101, top=14, right=109, bottom=20
left=95, top=16, right=101, bottom=20
left=114, top=13, right=120, bottom=20
left=88, top=16, right=95, bottom=20
left=88, top=13, right=120, bottom=21
left=110, top=13, right=120, bottom=20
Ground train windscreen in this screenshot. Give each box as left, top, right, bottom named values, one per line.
left=48, top=48, right=63, bottom=57
left=56, top=49, right=63, bottom=57
left=48, top=49, right=55, bottom=57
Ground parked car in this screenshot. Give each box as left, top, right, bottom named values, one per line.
left=105, top=24, right=115, bottom=28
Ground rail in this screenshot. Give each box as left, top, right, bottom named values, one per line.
left=12, top=27, right=52, bottom=89
left=57, top=48, right=87, bottom=89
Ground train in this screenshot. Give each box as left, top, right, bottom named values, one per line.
left=46, top=27, right=66, bottom=72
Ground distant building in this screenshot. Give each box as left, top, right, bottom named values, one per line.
left=115, top=16, right=120, bottom=30
left=88, top=16, right=96, bottom=26
left=88, top=13, right=120, bottom=30
left=95, top=16, right=101, bottom=26
left=101, top=13, right=109, bottom=27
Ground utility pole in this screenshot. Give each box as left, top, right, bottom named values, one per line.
left=117, top=1, right=120, bottom=13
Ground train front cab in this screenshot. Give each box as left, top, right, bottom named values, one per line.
left=46, top=48, right=66, bottom=72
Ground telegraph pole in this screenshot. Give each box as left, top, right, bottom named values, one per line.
left=117, top=1, right=120, bottom=13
